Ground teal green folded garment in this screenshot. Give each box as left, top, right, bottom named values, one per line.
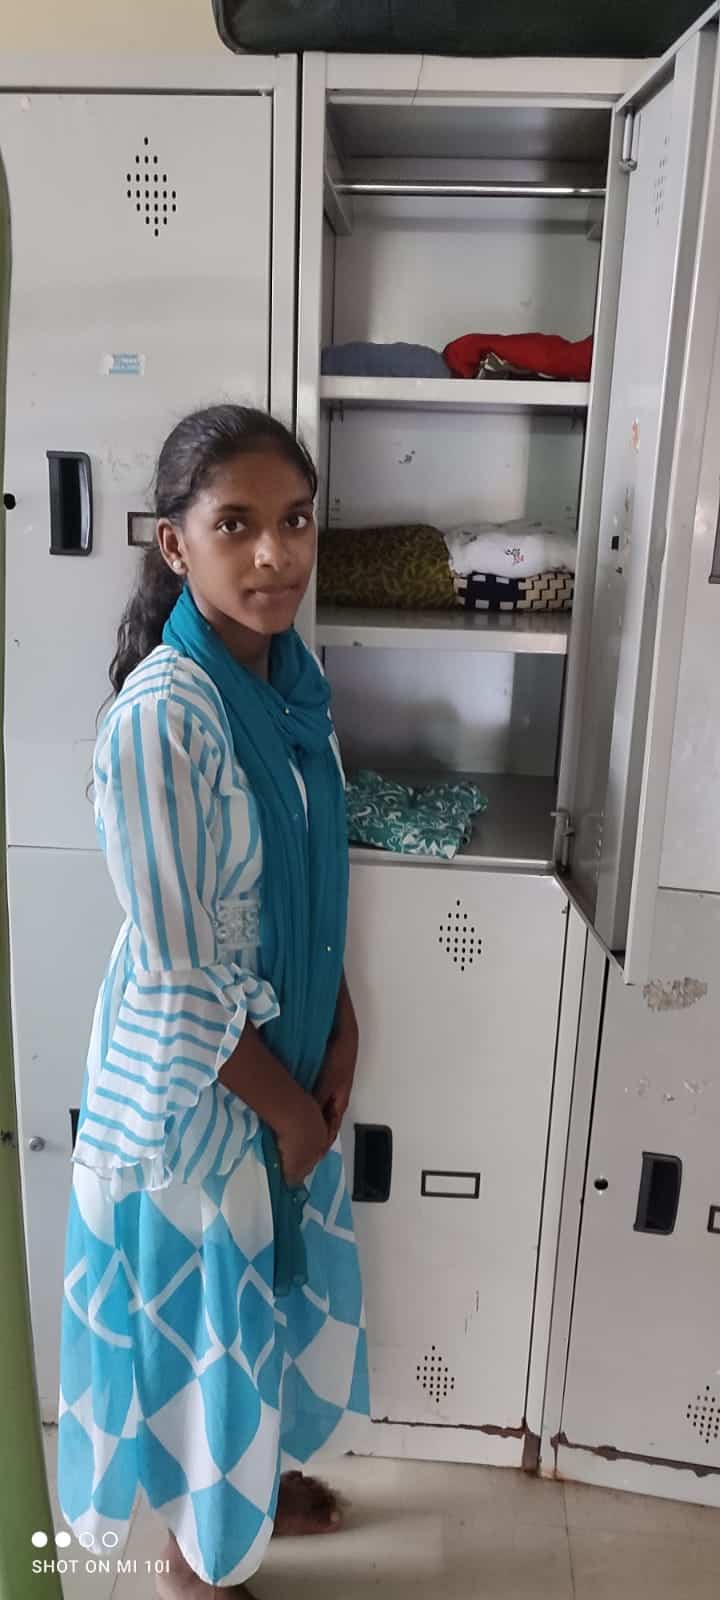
left=346, top=771, right=488, bottom=860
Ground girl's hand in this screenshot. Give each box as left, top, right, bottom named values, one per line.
left=276, top=1093, right=330, bottom=1186
left=313, top=1032, right=358, bottom=1146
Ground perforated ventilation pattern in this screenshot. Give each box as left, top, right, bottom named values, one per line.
left=416, top=1346, right=455, bottom=1406
left=126, top=137, right=178, bottom=238
left=686, top=1385, right=720, bottom=1445
left=654, top=136, right=669, bottom=228
left=438, top=900, right=481, bottom=973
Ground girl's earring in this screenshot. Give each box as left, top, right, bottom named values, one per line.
left=172, top=560, right=185, bottom=574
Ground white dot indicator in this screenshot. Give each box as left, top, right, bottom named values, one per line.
left=31, top=1532, right=48, bottom=1548
left=78, top=1532, right=95, bottom=1550
left=55, top=1532, right=72, bottom=1549
left=102, top=1532, right=119, bottom=1549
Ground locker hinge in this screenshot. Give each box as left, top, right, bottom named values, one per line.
left=619, top=111, right=639, bottom=173
left=551, top=809, right=575, bottom=873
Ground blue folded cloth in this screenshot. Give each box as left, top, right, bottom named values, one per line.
left=322, top=341, right=451, bottom=378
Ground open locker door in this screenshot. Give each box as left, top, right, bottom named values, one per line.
left=555, top=19, right=720, bottom=981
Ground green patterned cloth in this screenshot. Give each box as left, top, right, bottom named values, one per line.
left=346, top=771, right=488, bottom=860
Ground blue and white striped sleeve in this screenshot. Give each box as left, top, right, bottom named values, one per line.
left=73, top=689, right=279, bottom=1195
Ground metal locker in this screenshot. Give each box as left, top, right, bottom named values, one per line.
left=342, top=861, right=567, bottom=1462
left=557, top=891, right=720, bottom=1499
left=544, top=73, right=720, bottom=1494
left=0, top=80, right=285, bottom=1415
left=556, top=25, right=720, bottom=980
left=294, top=33, right=720, bottom=1480
left=0, top=89, right=272, bottom=851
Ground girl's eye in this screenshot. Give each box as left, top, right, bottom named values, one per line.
left=285, top=513, right=310, bottom=531
left=218, top=519, right=246, bottom=536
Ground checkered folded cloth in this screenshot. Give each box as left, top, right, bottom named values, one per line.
left=453, top=569, right=574, bottom=612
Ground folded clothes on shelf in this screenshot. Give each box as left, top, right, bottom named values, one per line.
left=346, top=770, right=488, bottom=860
left=453, top=569, right=574, bottom=612
left=443, top=332, right=593, bottom=382
left=321, top=341, right=451, bottom=378
left=444, top=520, right=576, bottom=580
left=317, top=524, right=457, bottom=610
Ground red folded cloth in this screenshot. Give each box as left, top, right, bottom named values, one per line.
left=443, top=332, right=593, bottom=382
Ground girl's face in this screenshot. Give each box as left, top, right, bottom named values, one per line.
left=158, top=446, right=316, bottom=645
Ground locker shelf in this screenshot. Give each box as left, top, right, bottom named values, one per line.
left=320, top=377, right=590, bottom=412
left=317, top=605, right=571, bottom=654
left=349, top=773, right=557, bottom=872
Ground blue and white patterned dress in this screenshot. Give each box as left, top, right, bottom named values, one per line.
left=59, top=646, right=369, bottom=1587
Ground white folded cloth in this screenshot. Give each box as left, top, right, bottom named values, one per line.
left=444, top=519, right=576, bottom=580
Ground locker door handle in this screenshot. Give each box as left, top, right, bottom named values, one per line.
left=47, top=451, right=93, bottom=555
left=352, top=1124, right=392, bottom=1202
left=634, top=1151, right=682, bottom=1235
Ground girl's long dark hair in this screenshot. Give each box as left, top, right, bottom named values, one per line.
left=108, top=405, right=318, bottom=697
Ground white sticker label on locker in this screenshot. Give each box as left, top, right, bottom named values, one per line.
left=421, top=1170, right=481, bottom=1199
left=101, top=353, right=145, bottom=377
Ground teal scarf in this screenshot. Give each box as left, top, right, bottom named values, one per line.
left=163, top=588, right=349, bottom=1296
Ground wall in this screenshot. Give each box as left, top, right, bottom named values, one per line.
left=2, top=0, right=225, bottom=53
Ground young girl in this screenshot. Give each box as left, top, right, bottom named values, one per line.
left=58, top=406, right=369, bottom=1596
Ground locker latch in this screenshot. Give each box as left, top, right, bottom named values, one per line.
left=551, top=808, right=575, bottom=873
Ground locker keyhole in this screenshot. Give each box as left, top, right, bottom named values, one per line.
left=438, top=900, right=481, bottom=973
left=125, top=136, right=178, bottom=239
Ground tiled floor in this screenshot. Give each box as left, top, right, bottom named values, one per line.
left=42, top=1428, right=720, bottom=1598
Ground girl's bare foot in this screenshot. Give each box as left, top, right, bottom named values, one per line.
left=155, top=1533, right=256, bottom=1597
left=272, top=1470, right=346, bottom=1537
